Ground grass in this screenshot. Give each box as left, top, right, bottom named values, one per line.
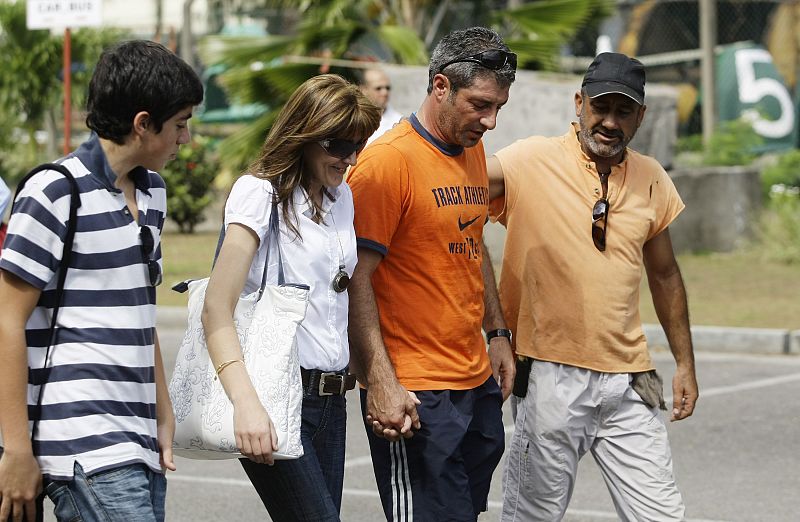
left=159, top=232, right=800, bottom=329
left=159, top=231, right=219, bottom=307
left=640, top=249, right=800, bottom=330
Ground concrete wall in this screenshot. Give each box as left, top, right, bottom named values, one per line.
left=669, top=166, right=762, bottom=253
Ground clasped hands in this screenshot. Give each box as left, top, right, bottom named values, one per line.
left=364, top=382, right=421, bottom=441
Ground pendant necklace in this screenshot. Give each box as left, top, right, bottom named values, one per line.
left=327, top=209, right=350, bottom=293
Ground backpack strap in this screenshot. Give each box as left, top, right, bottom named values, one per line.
left=13, top=162, right=81, bottom=437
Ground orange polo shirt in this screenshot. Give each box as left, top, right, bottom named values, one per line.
left=490, top=124, right=684, bottom=373
left=347, top=118, right=492, bottom=390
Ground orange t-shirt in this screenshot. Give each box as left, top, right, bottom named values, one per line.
left=347, top=117, right=492, bottom=390
left=490, top=124, right=685, bottom=373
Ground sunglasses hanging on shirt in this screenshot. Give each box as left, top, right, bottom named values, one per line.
left=139, top=225, right=163, bottom=286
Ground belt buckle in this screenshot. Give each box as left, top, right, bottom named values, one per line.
left=318, top=372, right=344, bottom=396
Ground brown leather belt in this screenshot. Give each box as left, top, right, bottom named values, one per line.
left=300, top=368, right=357, bottom=396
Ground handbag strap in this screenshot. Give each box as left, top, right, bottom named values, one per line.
left=213, top=197, right=286, bottom=300
left=12, top=162, right=81, bottom=438
left=258, top=199, right=285, bottom=298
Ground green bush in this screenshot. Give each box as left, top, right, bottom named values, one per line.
left=160, top=136, right=219, bottom=234
left=760, top=148, right=800, bottom=199
left=758, top=185, right=800, bottom=264
left=703, top=119, right=763, bottom=166
left=676, top=133, right=703, bottom=154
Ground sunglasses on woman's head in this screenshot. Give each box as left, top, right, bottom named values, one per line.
left=438, top=49, right=518, bottom=75
left=318, top=138, right=368, bottom=160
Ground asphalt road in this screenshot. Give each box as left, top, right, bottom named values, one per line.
left=43, top=327, right=800, bottom=521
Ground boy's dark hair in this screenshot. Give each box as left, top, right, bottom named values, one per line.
left=86, top=40, right=204, bottom=144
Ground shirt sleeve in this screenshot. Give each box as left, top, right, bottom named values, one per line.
left=0, top=171, right=72, bottom=289
left=225, top=174, right=274, bottom=247
left=648, top=162, right=685, bottom=240
left=490, top=138, right=530, bottom=226
left=346, top=143, right=408, bottom=256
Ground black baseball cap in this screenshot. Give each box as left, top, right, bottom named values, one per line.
left=582, top=52, right=646, bottom=105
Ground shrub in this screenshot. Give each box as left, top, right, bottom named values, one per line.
left=160, top=136, right=219, bottom=234
left=760, top=148, right=800, bottom=199
left=702, top=119, right=763, bottom=166
left=758, top=184, right=800, bottom=264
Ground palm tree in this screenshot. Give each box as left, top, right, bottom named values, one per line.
left=199, top=0, right=428, bottom=169
left=202, top=0, right=612, bottom=170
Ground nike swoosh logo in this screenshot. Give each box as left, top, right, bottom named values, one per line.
left=458, top=214, right=481, bottom=231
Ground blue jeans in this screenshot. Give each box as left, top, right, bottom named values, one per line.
left=44, top=462, right=166, bottom=522
left=240, top=390, right=347, bottom=521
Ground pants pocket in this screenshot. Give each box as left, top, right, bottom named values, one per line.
left=45, top=481, right=82, bottom=522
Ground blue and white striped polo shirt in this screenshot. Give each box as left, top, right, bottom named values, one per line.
left=0, top=134, right=166, bottom=480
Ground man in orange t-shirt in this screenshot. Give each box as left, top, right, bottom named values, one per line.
left=347, top=27, right=516, bottom=521
left=488, top=53, right=698, bottom=521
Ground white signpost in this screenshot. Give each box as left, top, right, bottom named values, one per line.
left=26, top=0, right=103, bottom=153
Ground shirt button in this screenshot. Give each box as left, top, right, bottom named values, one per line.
left=123, top=208, right=130, bottom=215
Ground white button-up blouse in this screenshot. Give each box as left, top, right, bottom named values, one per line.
left=224, top=174, right=357, bottom=371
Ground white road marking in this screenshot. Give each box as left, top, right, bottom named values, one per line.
left=167, top=476, right=730, bottom=522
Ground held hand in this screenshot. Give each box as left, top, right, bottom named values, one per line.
left=365, top=385, right=421, bottom=441
left=488, top=337, right=516, bottom=401
left=0, top=451, right=42, bottom=522
left=671, top=365, right=699, bottom=421
left=233, top=394, right=279, bottom=465
left=157, top=410, right=177, bottom=472
left=367, top=391, right=421, bottom=441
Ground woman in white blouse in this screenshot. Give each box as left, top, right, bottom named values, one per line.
left=201, top=74, right=380, bottom=520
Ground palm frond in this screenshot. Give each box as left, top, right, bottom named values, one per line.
left=198, top=35, right=295, bottom=67
left=216, top=109, right=280, bottom=173
left=375, top=25, right=428, bottom=64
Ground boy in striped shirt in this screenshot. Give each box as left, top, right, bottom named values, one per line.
left=0, top=40, right=202, bottom=522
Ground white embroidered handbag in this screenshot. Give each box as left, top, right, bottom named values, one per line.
left=168, top=202, right=308, bottom=460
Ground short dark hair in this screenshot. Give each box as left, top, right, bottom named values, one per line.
left=86, top=40, right=204, bottom=144
left=428, top=27, right=516, bottom=95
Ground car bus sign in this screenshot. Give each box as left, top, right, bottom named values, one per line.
left=26, top=0, right=102, bottom=29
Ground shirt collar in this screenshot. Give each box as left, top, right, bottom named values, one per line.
left=70, top=133, right=152, bottom=195
left=409, top=113, right=464, bottom=157
left=293, top=183, right=340, bottom=217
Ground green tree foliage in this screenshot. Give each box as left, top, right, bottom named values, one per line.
left=0, top=1, right=126, bottom=181
left=160, top=136, right=220, bottom=234
left=0, top=1, right=62, bottom=147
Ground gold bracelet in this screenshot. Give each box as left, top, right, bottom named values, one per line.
left=214, top=358, right=244, bottom=379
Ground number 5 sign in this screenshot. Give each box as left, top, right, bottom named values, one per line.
left=716, top=43, right=798, bottom=151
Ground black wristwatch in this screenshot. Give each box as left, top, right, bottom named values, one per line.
left=486, top=328, right=512, bottom=343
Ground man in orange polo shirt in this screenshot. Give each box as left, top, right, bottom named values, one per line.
left=488, top=53, right=699, bottom=521
left=347, top=27, right=516, bottom=521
